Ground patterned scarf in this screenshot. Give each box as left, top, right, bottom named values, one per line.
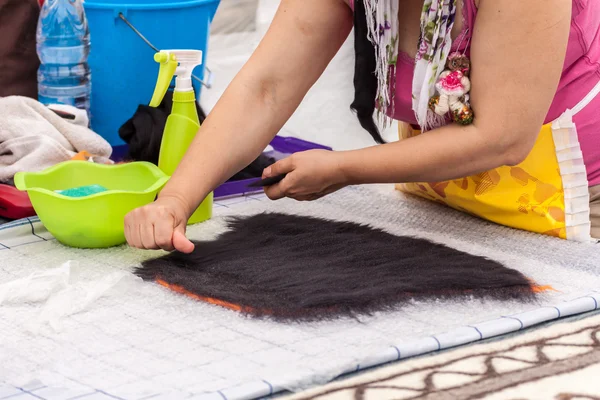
left=364, top=0, right=458, bottom=131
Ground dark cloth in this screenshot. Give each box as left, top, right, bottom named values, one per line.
left=118, top=90, right=200, bottom=165
left=118, top=90, right=275, bottom=181
left=0, top=0, right=40, bottom=99
left=229, top=153, right=276, bottom=181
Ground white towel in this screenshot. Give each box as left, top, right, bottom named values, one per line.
left=46, top=103, right=90, bottom=127
left=0, top=96, right=112, bottom=182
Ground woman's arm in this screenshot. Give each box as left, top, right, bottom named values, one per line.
left=341, top=0, right=571, bottom=184
left=160, top=0, right=353, bottom=215
left=263, top=0, right=571, bottom=200
left=124, top=0, right=353, bottom=251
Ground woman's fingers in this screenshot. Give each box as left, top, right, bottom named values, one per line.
left=264, top=184, right=284, bottom=200
left=124, top=206, right=177, bottom=251
left=264, top=156, right=297, bottom=200
left=125, top=197, right=194, bottom=251
left=172, top=226, right=195, bottom=254
left=263, top=156, right=294, bottom=178
left=139, top=222, right=159, bottom=250
left=124, top=212, right=142, bottom=248
left=153, top=214, right=176, bottom=251
left=291, top=193, right=321, bottom=202
left=264, top=174, right=293, bottom=200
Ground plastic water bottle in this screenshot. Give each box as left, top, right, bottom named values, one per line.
left=36, top=0, right=91, bottom=116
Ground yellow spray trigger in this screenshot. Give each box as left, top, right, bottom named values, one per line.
left=149, top=52, right=178, bottom=107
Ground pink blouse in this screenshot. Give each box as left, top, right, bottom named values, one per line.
left=350, top=0, right=600, bottom=186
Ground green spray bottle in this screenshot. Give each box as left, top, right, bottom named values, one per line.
left=149, top=50, right=213, bottom=225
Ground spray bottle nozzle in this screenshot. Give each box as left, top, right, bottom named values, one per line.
left=149, top=50, right=203, bottom=108
left=154, top=52, right=171, bottom=64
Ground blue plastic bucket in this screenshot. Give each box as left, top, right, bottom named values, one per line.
left=83, top=0, right=220, bottom=146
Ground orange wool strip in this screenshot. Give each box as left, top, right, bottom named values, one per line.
left=532, top=284, right=557, bottom=293
left=155, top=279, right=555, bottom=316
left=155, top=278, right=319, bottom=317
left=156, top=278, right=254, bottom=313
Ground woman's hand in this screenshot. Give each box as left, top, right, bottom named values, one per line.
left=263, top=150, right=349, bottom=201
left=124, top=195, right=195, bottom=253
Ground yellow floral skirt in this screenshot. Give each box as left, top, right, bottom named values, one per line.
left=395, top=81, right=600, bottom=242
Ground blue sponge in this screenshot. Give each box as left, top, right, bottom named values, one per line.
left=56, top=184, right=108, bottom=198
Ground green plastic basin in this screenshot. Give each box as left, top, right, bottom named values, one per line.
left=14, top=161, right=169, bottom=249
